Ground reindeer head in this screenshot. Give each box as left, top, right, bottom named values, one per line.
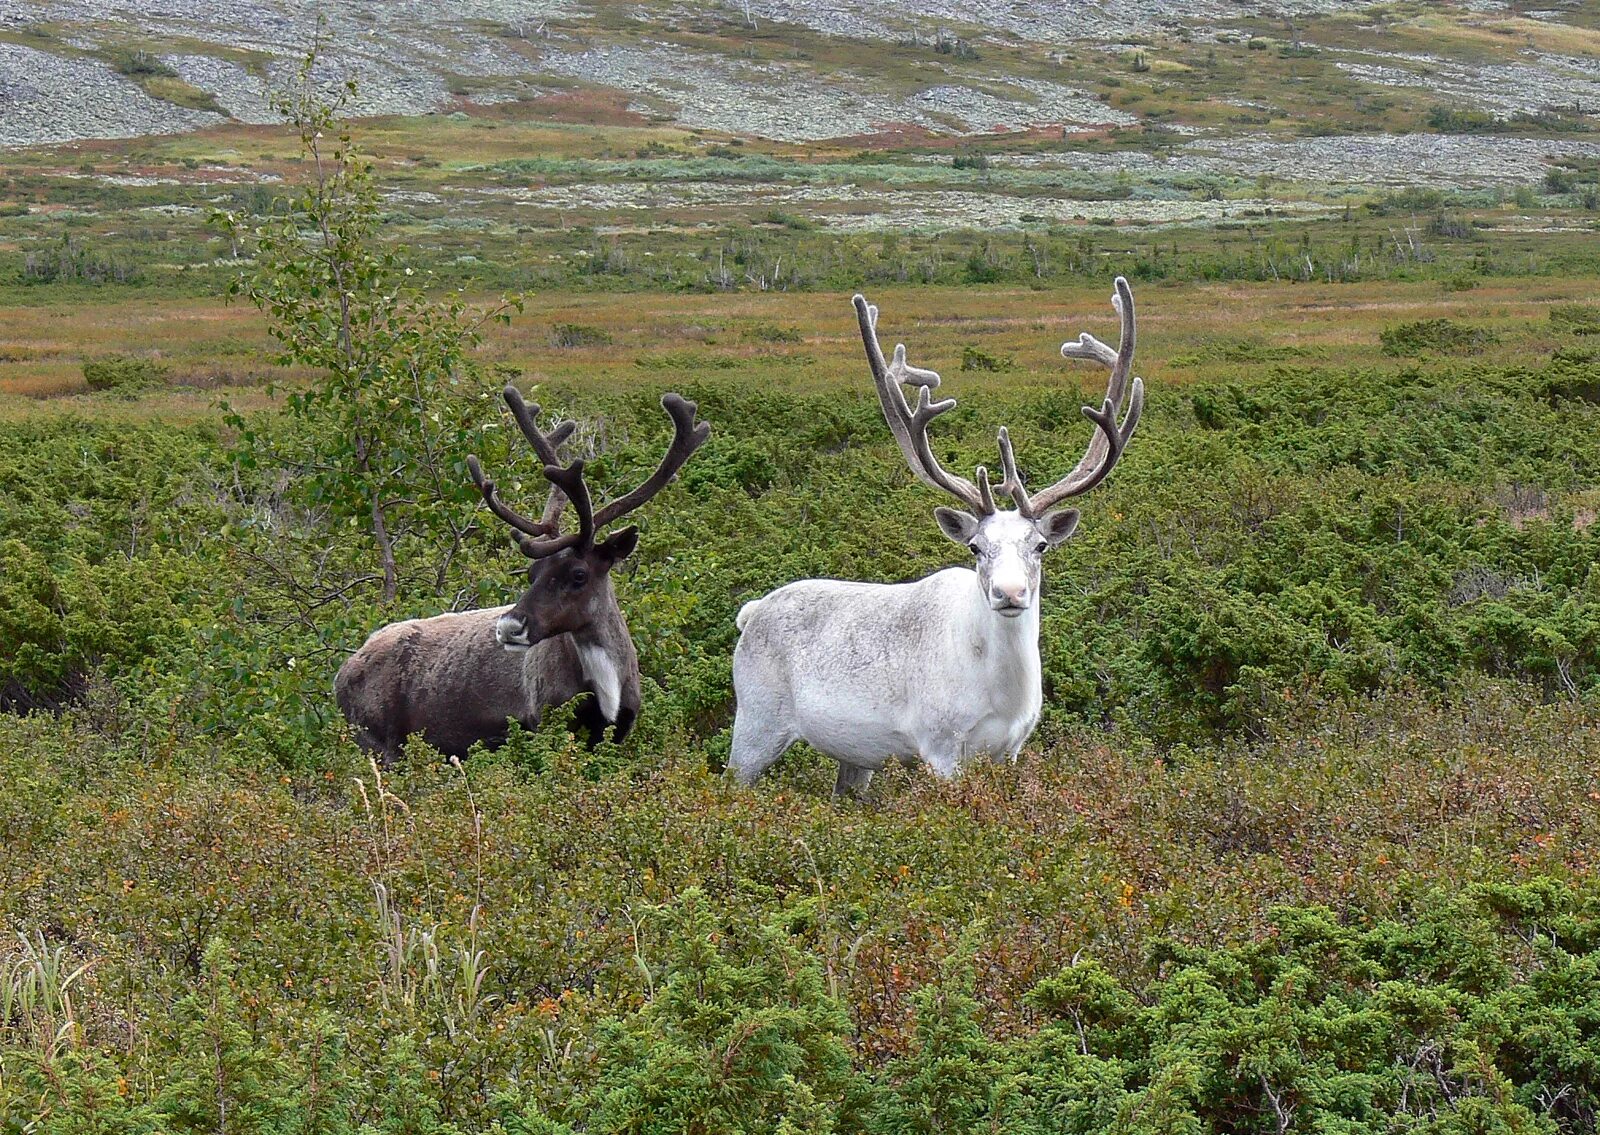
left=854, top=279, right=1144, bottom=617
left=468, top=386, right=710, bottom=651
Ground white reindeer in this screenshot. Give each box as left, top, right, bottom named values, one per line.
left=729, top=279, right=1145, bottom=793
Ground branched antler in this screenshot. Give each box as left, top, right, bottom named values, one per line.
left=591, top=394, right=711, bottom=529
left=468, top=385, right=578, bottom=556
left=999, top=277, right=1144, bottom=517
left=505, top=460, right=594, bottom=559
left=854, top=293, right=994, bottom=516
left=503, top=384, right=579, bottom=529
left=471, top=387, right=710, bottom=559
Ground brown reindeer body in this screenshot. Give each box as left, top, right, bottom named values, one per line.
left=334, top=385, right=707, bottom=765
left=334, top=594, right=639, bottom=764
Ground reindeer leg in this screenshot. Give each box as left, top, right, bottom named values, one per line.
left=571, top=695, right=610, bottom=750
left=350, top=722, right=402, bottom=769
left=833, top=763, right=875, bottom=796
left=920, top=737, right=963, bottom=780
left=610, top=704, right=636, bottom=744
left=727, top=709, right=792, bottom=787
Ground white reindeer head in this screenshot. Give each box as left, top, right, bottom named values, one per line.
left=853, top=278, right=1145, bottom=615
left=933, top=508, right=1076, bottom=615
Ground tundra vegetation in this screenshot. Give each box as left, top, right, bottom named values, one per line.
left=10, top=83, right=1600, bottom=1135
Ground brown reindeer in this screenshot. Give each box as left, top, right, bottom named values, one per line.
left=334, top=385, right=710, bottom=764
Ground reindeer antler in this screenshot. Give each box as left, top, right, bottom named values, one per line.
left=854, top=293, right=995, bottom=516
left=502, top=384, right=579, bottom=530
left=471, top=387, right=710, bottom=560
left=503, top=459, right=594, bottom=559
left=998, top=277, right=1144, bottom=517
left=468, top=385, right=579, bottom=556
left=590, top=393, right=711, bottom=529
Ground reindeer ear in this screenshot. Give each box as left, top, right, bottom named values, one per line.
left=597, top=526, right=639, bottom=563
left=934, top=507, right=980, bottom=546
left=1038, top=509, right=1080, bottom=545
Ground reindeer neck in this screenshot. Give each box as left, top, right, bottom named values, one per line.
left=570, top=577, right=630, bottom=652
left=981, top=596, right=1040, bottom=653
left=960, top=580, right=1042, bottom=710
left=570, top=578, right=638, bottom=722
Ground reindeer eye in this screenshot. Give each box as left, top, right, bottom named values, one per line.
left=1034, top=541, right=1049, bottom=554
left=967, top=541, right=980, bottom=554
left=569, top=569, right=588, bottom=588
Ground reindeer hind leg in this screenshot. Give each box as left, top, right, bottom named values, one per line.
left=727, top=708, right=793, bottom=787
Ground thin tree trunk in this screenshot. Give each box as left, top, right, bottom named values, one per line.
left=372, top=497, right=398, bottom=603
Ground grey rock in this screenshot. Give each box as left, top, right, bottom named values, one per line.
left=0, top=41, right=224, bottom=147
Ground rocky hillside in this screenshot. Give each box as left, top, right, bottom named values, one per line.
left=3, top=1, right=1599, bottom=155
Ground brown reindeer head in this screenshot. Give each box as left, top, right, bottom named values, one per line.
left=468, top=386, right=710, bottom=651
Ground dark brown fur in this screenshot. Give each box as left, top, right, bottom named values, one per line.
left=334, top=387, right=706, bottom=765
left=333, top=583, right=639, bottom=765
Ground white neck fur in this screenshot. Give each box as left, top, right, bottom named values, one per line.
left=574, top=639, right=623, bottom=721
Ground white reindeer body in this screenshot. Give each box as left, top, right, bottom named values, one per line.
left=734, top=566, right=1042, bottom=779
left=729, top=281, right=1146, bottom=793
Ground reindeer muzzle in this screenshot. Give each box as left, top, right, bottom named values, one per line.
left=495, top=612, right=534, bottom=652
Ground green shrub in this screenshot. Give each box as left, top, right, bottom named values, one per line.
left=1551, top=303, right=1600, bottom=335
left=81, top=354, right=169, bottom=392
left=1427, top=213, right=1476, bottom=239
left=959, top=345, right=1011, bottom=372
left=549, top=322, right=614, bottom=348
left=741, top=322, right=803, bottom=345
left=759, top=209, right=815, bottom=231
left=0, top=537, right=184, bottom=712
left=680, top=437, right=779, bottom=494
left=1366, top=187, right=1446, bottom=216
left=1545, top=168, right=1579, bottom=194
left=963, top=253, right=1001, bottom=284
left=104, top=48, right=178, bottom=79
left=1428, top=104, right=1503, bottom=133
left=22, top=236, right=144, bottom=286
left=13, top=873, right=1600, bottom=1133
left=635, top=351, right=742, bottom=371
left=1379, top=318, right=1498, bottom=357
left=1169, top=339, right=1311, bottom=367
left=506, top=890, right=861, bottom=1134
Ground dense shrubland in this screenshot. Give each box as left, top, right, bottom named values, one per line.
left=6, top=322, right=1600, bottom=1127
left=10, top=338, right=1600, bottom=745
left=7, top=74, right=1600, bottom=1128
left=4, top=683, right=1600, bottom=1133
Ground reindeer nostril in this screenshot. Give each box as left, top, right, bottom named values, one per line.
left=993, top=587, right=1025, bottom=607
left=496, top=614, right=532, bottom=647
